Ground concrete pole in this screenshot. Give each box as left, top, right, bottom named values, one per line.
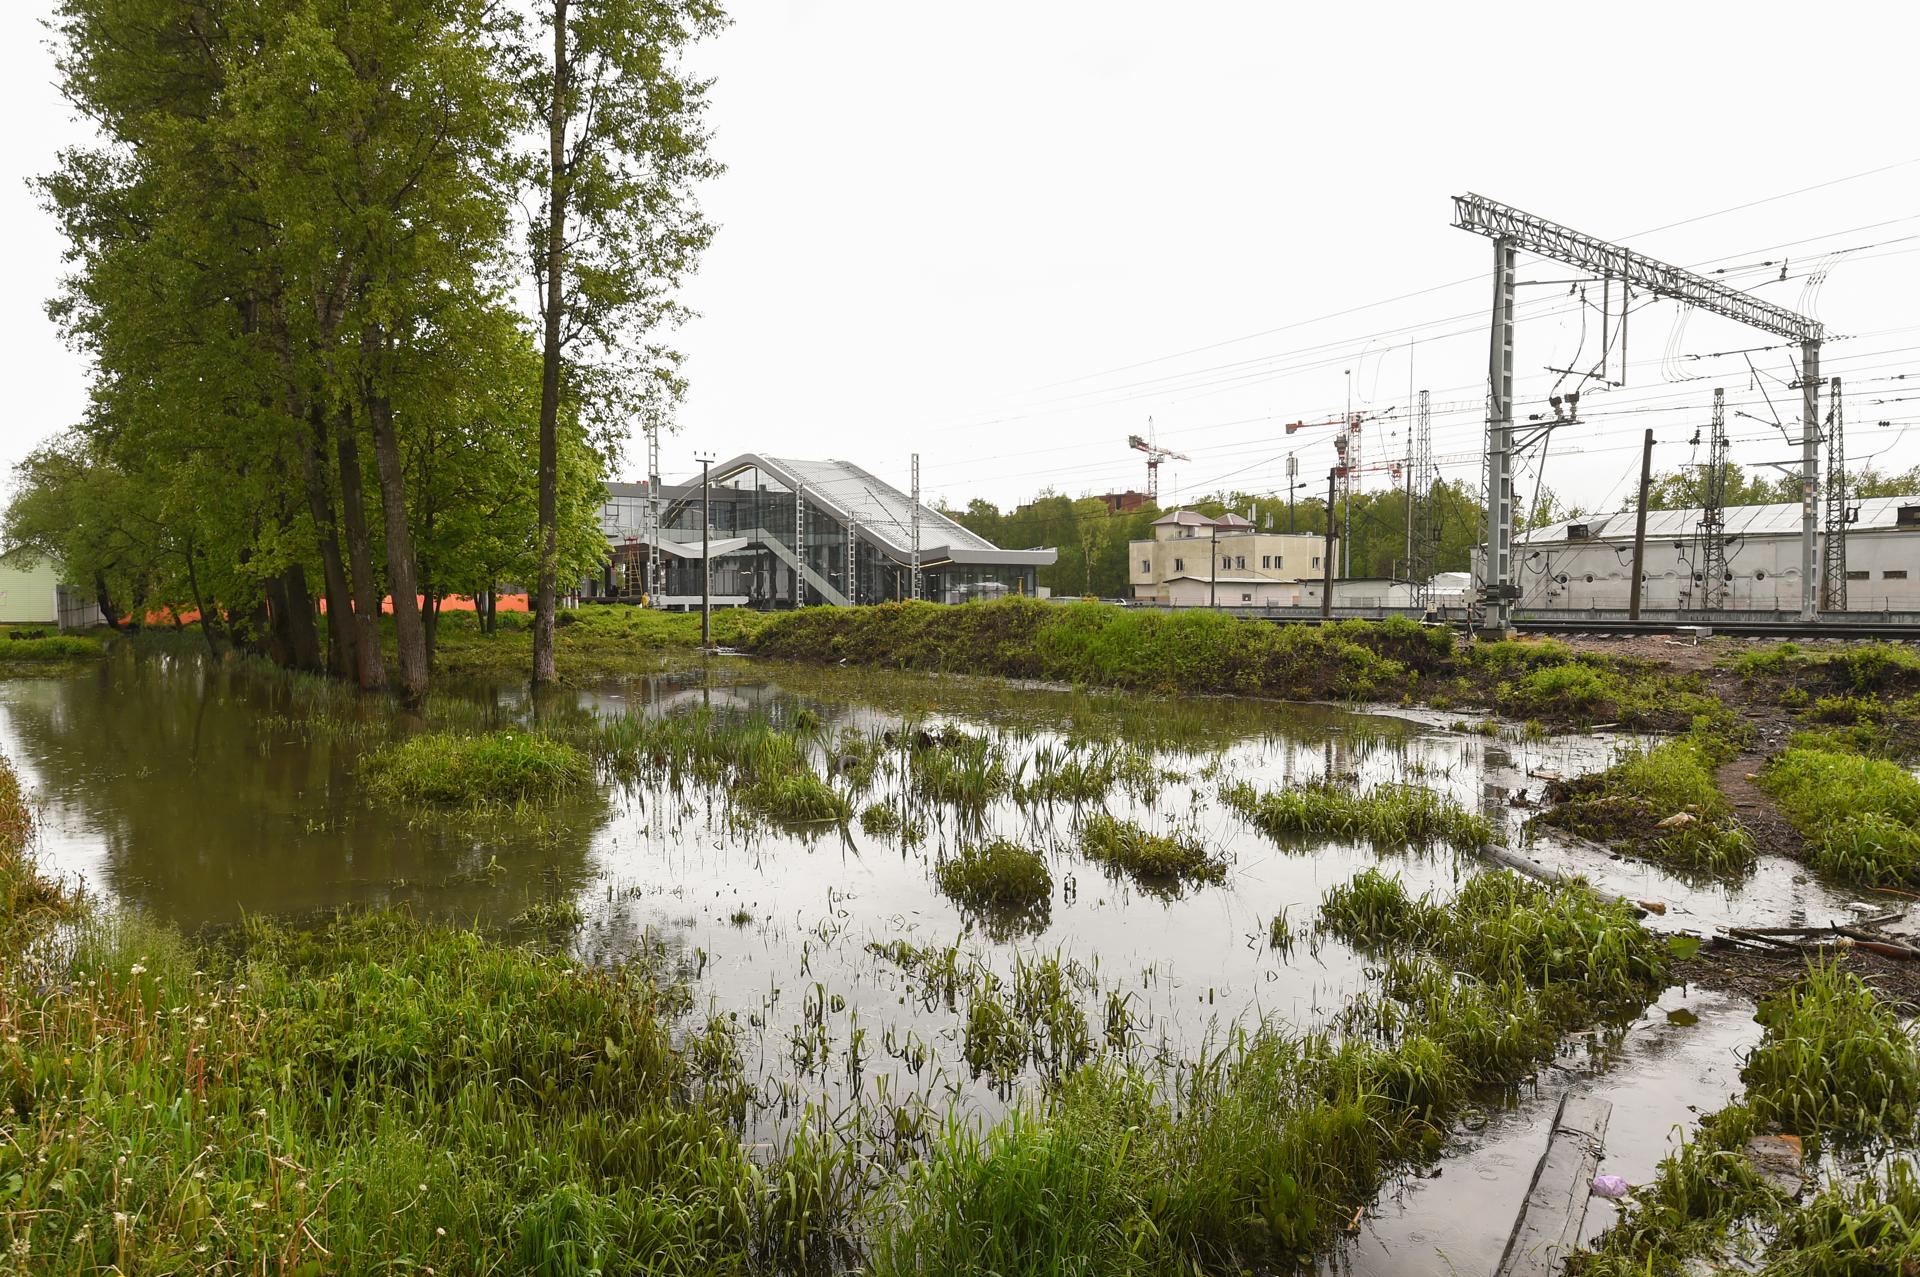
left=1629, top=429, right=1653, bottom=620
left=1800, top=339, right=1822, bottom=619
left=700, top=455, right=711, bottom=648
left=1480, top=238, right=1517, bottom=637
left=1321, top=469, right=1337, bottom=620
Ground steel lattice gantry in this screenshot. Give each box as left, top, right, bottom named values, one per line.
left=1452, top=194, right=1827, bottom=630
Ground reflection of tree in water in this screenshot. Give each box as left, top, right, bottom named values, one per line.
left=0, top=653, right=608, bottom=931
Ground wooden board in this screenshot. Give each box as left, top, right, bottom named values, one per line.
left=1494, top=1091, right=1614, bottom=1277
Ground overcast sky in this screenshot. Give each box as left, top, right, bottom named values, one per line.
left=7, top=1, right=1917, bottom=526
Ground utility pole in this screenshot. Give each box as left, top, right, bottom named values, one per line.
left=1321, top=469, right=1337, bottom=619
left=1629, top=430, right=1653, bottom=620
left=1210, top=525, right=1218, bottom=609
left=1481, top=237, right=1517, bottom=637
left=1822, top=376, right=1848, bottom=612
left=1700, top=388, right=1730, bottom=610
left=910, top=453, right=922, bottom=601
left=1450, top=194, right=1822, bottom=625
left=1799, top=343, right=1823, bottom=618
left=697, top=453, right=713, bottom=647
left=1343, top=370, right=1353, bottom=578
left=1286, top=452, right=1297, bottom=533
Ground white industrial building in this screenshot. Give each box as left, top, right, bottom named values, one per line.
left=1511, top=495, right=1920, bottom=613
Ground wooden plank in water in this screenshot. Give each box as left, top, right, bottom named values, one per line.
left=1494, top=1091, right=1613, bottom=1277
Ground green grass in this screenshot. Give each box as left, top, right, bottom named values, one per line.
left=1538, top=735, right=1756, bottom=879
left=1742, top=959, right=1920, bottom=1142
left=744, top=602, right=1580, bottom=714
left=1076, top=812, right=1227, bottom=891
left=1575, top=962, right=1920, bottom=1275
left=741, top=769, right=852, bottom=824
left=0, top=631, right=107, bottom=662
left=360, top=730, right=593, bottom=807
left=1221, top=778, right=1492, bottom=851
left=429, top=604, right=771, bottom=682
left=1761, top=741, right=1920, bottom=888
left=1320, top=868, right=1670, bottom=1019
left=934, top=840, right=1053, bottom=932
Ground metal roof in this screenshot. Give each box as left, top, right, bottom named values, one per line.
left=1150, top=509, right=1218, bottom=527
left=1522, top=494, right=1920, bottom=546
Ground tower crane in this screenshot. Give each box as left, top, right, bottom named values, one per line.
left=1128, top=420, right=1190, bottom=503
left=1286, top=407, right=1396, bottom=576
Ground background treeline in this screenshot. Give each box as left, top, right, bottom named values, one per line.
left=7, top=0, right=722, bottom=700
left=958, top=458, right=1920, bottom=600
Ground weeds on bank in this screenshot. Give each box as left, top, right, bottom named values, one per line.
left=1076, top=812, right=1227, bottom=893
left=360, top=729, right=593, bottom=807
left=1574, top=962, right=1920, bottom=1275
left=1221, top=778, right=1492, bottom=851
left=1538, top=734, right=1756, bottom=879
left=1761, top=741, right=1920, bottom=888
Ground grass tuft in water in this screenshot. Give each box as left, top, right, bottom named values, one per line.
left=1742, top=958, right=1920, bottom=1141
left=1076, top=811, right=1226, bottom=892
left=1221, top=779, right=1492, bottom=851
left=934, top=840, right=1052, bottom=935
left=361, top=730, right=592, bottom=807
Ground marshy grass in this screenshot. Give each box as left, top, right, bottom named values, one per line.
left=1320, top=867, right=1669, bottom=1017
left=1076, top=811, right=1226, bottom=892
left=360, top=729, right=592, bottom=807
left=934, top=840, right=1053, bottom=935
left=1017, top=740, right=1167, bottom=806
left=1762, top=740, right=1920, bottom=888
left=904, top=727, right=1013, bottom=810
left=1221, top=778, right=1492, bottom=851
left=1538, top=735, right=1756, bottom=880
left=1576, top=961, right=1920, bottom=1275
left=1742, top=959, right=1920, bottom=1142
left=741, top=769, right=852, bottom=824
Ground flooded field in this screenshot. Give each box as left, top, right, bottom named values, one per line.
left=0, top=648, right=1876, bottom=1271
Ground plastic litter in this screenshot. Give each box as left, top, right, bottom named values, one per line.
left=1590, top=1174, right=1630, bottom=1199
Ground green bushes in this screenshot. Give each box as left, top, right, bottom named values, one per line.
left=1761, top=742, right=1920, bottom=888
left=361, top=730, right=592, bottom=806
left=1221, top=779, right=1492, bottom=851
left=1076, top=812, right=1227, bottom=891
left=1538, top=736, right=1755, bottom=879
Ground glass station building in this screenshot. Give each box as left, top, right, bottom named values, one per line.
left=589, top=454, right=1055, bottom=609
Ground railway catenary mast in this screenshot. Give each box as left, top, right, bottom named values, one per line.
left=1451, top=194, right=1825, bottom=634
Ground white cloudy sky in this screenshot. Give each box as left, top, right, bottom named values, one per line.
left=6, top=1, right=1917, bottom=522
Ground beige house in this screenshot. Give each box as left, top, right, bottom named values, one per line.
left=1130, top=510, right=1336, bottom=605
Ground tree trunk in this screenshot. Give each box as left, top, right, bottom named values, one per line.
left=363, top=345, right=430, bottom=706
left=422, top=583, right=440, bottom=665
left=301, top=405, right=357, bottom=679
left=283, top=564, right=323, bottom=672
left=531, top=1, right=570, bottom=689
left=183, top=540, right=222, bottom=656
left=262, top=573, right=295, bottom=667
left=335, top=408, right=389, bottom=692
left=95, top=573, right=121, bottom=631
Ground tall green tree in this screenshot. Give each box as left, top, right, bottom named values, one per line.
left=518, top=0, right=725, bottom=685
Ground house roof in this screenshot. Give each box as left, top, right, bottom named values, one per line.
left=1150, top=509, right=1217, bottom=527
left=1214, top=512, right=1254, bottom=528
left=1522, top=494, right=1920, bottom=546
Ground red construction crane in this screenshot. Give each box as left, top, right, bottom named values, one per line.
left=1128, top=422, right=1190, bottom=502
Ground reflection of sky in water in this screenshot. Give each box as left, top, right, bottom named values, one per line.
left=0, top=650, right=1856, bottom=1268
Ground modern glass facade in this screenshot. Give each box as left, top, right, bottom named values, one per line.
left=585, top=456, right=1053, bottom=610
